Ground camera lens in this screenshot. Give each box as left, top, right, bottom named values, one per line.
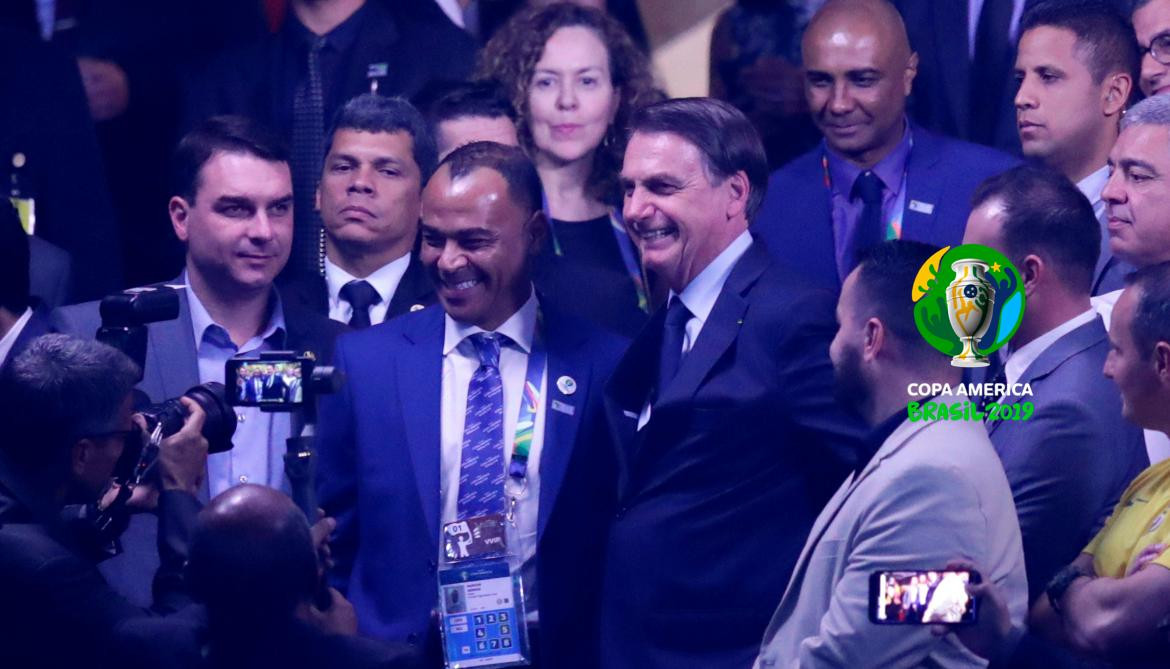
left=140, top=382, right=236, bottom=453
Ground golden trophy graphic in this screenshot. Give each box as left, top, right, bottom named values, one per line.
left=945, top=259, right=995, bottom=367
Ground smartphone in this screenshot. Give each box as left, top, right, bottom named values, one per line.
left=868, top=569, right=980, bottom=624
left=225, top=356, right=309, bottom=407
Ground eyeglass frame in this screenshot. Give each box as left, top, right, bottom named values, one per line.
left=1140, top=31, right=1170, bottom=66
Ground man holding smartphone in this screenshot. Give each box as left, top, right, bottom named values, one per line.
left=753, top=240, right=1028, bottom=669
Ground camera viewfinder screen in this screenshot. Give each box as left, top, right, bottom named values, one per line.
left=872, top=570, right=977, bottom=624
left=229, top=360, right=304, bottom=406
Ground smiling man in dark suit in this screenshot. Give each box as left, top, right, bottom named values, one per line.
left=279, top=95, right=436, bottom=328
left=601, top=97, right=865, bottom=669
left=315, top=142, right=626, bottom=668
left=755, top=0, right=1019, bottom=293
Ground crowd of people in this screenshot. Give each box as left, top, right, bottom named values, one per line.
left=4, top=0, right=1170, bottom=667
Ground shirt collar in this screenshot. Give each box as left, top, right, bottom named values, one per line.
left=443, top=287, right=538, bottom=356
left=826, top=119, right=912, bottom=197
left=1004, top=308, right=1098, bottom=386
left=324, top=252, right=412, bottom=307
left=1076, top=164, right=1110, bottom=208
left=672, top=230, right=753, bottom=325
left=184, top=272, right=287, bottom=349
left=286, top=1, right=367, bottom=51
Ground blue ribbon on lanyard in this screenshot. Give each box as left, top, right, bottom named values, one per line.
left=507, top=318, right=547, bottom=484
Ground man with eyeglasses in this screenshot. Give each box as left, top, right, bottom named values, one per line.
left=1134, top=0, right=1170, bottom=97
left=0, top=334, right=209, bottom=666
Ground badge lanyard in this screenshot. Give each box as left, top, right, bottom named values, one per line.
left=542, top=195, right=650, bottom=313
left=819, top=136, right=913, bottom=240
left=505, top=323, right=547, bottom=516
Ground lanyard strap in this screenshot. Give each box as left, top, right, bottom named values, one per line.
left=819, top=135, right=914, bottom=240
left=542, top=194, right=650, bottom=312
left=506, top=323, right=547, bottom=485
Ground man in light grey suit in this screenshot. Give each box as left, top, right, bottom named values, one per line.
left=963, top=165, right=1148, bottom=607
left=754, top=240, right=1028, bottom=669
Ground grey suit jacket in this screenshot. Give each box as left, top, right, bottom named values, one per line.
left=754, top=418, right=1028, bottom=669
left=51, top=279, right=346, bottom=606
left=988, top=317, right=1147, bottom=602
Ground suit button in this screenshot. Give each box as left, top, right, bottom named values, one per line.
left=407, top=633, right=419, bottom=644
left=427, top=559, right=437, bottom=573
left=615, top=506, right=628, bottom=519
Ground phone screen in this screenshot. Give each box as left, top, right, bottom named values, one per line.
left=869, top=569, right=979, bottom=625
left=226, top=359, right=305, bottom=407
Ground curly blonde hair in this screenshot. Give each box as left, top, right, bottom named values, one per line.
left=476, top=3, right=662, bottom=208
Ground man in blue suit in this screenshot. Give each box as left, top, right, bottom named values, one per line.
left=755, top=0, right=1019, bottom=293
left=964, top=166, right=1147, bottom=607
left=600, top=98, right=865, bottom=668
left=316, top=142, right=626, bottom=668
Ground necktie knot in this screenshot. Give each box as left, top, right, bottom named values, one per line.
left=852, top=170, right=884, bottom=206
left=340, top=280, right=381, bottom=328
left=664, top=296, right=692, bottom=330
left=469, top=333, right=503, bottom=369
left=658, top=297, right=692, bottom=394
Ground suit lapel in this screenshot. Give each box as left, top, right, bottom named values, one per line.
left=147, top=282, right=201, bottom=400
left=386, top=253, right=435, bottom=320
left=536, top=308, right=591, bottom=542
left=397, top=308, right=445, bottom=551
left=655, top=243, right=768, bottom=407
left=901, top=127, right=945, bottom=244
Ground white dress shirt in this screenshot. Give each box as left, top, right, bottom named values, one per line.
left=1092, top=289, right=1170, bottom=464
left=0, top=307, right=33, bottom=367
left=440, top=290, right=546, bottom=619
left=967, top=0, right=1028, bottom=60
left=1003, top=309, right=1099, bottom=388
left=638, top=230, right=753, bottom=430
left=324, top=252, right=411, bottom=327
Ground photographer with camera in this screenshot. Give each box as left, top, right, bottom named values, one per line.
left=0, top=334, right=209, bottom=667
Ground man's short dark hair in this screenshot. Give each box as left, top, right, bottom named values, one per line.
left=439, top=141, right=543, bottom=218
left=423, top=80, right=517, bottom=128
left=854, top=240, right=944, bottom=362
left=971, top=165, right=1100, bottom=294
left=1020, top=0, right=1140, bottom=85
left=0, top=202, right=29, bottom=313
left=326, top=94, right=438, bottom=183
left=172, top=115, right=289, bottom=203
left=627, top=97, right=769, bottom=222
left=0, top=334, right=139, bottom=472
left=1126, top=262, right=1170, bottom=358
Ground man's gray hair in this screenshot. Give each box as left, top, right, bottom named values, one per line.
left=1121, top=94, right=1170, bottom=132
left=0, top=334, right=140, bottom=469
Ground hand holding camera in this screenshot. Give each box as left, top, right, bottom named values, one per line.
left=155, top=397, right=210, bottom=495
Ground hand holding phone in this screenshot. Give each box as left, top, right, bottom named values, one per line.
left=870, top=569, right=981, bottom=625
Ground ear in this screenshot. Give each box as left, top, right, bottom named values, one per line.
left=170, top=196, right=192, bottom=243
left=863, top=317, right=885, bottom=362
left=1103, top=72, right=1133, bottom=117
left=1020, top=254, right=1044, bottom=296
left=904, top=51, right=920, bottom=97
left=525, top=210, right=549, bottom=257
left=70, top=438, right=94, bottom=482
left=1153, top=341, right=1170, bottom=385
left=725, top=170, right=750, bottom=221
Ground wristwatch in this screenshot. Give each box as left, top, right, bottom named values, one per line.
left=1046, top=564, right=1091, bottom=615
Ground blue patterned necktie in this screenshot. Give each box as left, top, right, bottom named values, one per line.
left=457, top=333, right=507, bottom=519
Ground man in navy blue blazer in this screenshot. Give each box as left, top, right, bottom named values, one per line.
left=601, top=98, right=865, bottom=668
left=754, top=0, right=1019, bottom=293
left=315, top=142, right=626, bottom=668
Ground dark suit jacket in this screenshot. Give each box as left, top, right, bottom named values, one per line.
left=51, top=280, right=348, bottom=607
left=599, top=240, right=865, bottom=669
left=29, top=237, right=72, bottom=308
left=278, top=254, right=436, bottom=326
left=316, top=301, right=626, bottom=668
left=262, top=374, right=288, bottom=401
left=115, top=606, right=422, bottom=669
left=753, top=126, right=1019, bottom=292
left=0, top=458, right=200, bottom=668
left=987, top=317, right=1148, bottom=602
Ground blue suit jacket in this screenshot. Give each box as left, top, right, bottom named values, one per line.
left=753, top=126, right=1019, bottom=291
left=315, top=301, right=626, bottom=667
left=51, top=281, right=346, bottom=606
left=987, top=317, right=1148, bottom=603
left=599, top=241, right=866, bottom=669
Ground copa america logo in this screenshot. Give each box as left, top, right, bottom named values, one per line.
left=911, top=244, right=1026, bottom=367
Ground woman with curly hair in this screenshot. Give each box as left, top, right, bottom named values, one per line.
left=478, top=2, right=661, bottom=337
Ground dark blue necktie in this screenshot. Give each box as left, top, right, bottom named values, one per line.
left=849, top=170, right=886, bottom=274
left=340, top=279, right=380, bottom=329
left=457, top=333, right=507, bottom=519
left=658, top=297, right=692, bottom=396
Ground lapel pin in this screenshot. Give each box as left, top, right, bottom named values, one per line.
left=410, top=303, right=426, bottom=312
left=908, top=200, right=935, bottom=215
left=556, top=375, right=577, bottom=395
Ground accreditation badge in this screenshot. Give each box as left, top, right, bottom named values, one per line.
left=438, top=557, right=531, bottom=667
